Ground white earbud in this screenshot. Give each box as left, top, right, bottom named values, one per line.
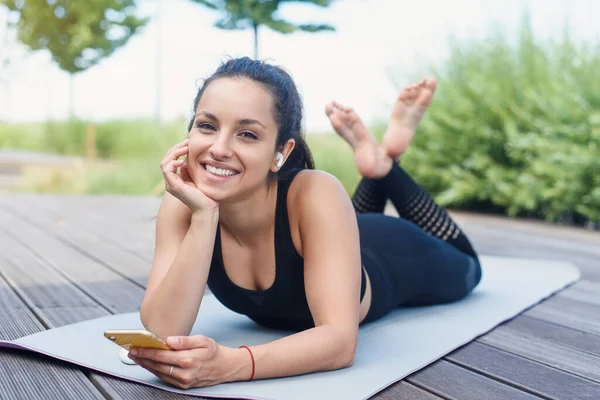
left=275, top=152, right=284, bottom=169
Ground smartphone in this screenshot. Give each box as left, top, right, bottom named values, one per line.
left=104, top=329, right=171, bottom=351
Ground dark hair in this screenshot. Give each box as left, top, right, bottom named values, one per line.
left=187, top=57, right=314, bottom=181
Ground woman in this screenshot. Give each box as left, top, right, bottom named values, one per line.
left=129, top=57, right=481, bottom=389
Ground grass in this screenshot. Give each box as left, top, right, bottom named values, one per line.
left=0, top=119, right=186, bottom=160
left=2, top=118, right=377, bottom=196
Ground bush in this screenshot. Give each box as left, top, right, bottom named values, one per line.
left=397, top=15, right=600, bottom=224
left=0, top=119, right=187, bottom=160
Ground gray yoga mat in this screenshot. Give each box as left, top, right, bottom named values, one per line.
left=0, top=255, right=580, bottom=400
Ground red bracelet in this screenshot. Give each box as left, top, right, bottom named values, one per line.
left=239, top=345, right=255, bottom=381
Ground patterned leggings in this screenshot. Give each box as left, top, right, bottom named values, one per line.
left=352, top=162, right=482, bottom=323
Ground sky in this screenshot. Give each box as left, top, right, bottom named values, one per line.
left=0, top=0, right=599, bottom=132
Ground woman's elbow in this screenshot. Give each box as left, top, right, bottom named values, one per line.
left=338, top=352, right=355, bottom=369
left=139, top=301, right=170, bottom=337
left=140, top=308, right=191, bottom=338
left=341, top=340, right=357, bottom=368
left=139, top=303, right=154, bottom=332
left=333, top=346, right=356, bottom=369
left=334, top=330, right=358, bottom=369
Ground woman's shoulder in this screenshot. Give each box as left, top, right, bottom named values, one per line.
left=282, top=169, right=356, bottom=261
left=287, top=169, right=352, bottom=214
left=283, top=169, right=354, bottom=257
left=289, top=168, right=344, bottom=192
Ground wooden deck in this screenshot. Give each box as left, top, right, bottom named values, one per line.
left=0, top=194, right=599, bottom=400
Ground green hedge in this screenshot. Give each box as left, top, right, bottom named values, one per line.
left=398, top=16, right=600, bottom=225
left=0, top=119, right=186, bottom=160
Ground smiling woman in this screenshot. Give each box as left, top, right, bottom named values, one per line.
left=135, top=57, right=482, bottom=389
left=185, top=76, right=301, bottom=202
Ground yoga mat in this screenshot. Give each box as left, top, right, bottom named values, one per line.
left=0, top=255, right=580, bottom=400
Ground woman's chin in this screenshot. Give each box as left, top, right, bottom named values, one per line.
left=193, top=181, right=226, bottom=199
left=202, top=188, right=228, bottom=203
left=195, top=174, right=237, bottom=202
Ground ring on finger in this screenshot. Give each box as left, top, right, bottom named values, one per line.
left=169, top=365, right=174, bottom=376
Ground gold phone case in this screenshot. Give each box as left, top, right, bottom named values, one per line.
left=104, top=329, right=171, bottom=350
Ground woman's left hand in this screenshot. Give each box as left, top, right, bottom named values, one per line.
left=128, top=335, right=236, bottom=389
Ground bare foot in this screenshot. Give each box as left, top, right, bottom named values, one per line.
left=382, top=77, right=437, bottom=159
left=325, top=101, right=392, bottom=179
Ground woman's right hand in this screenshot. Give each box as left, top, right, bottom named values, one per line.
left=161, top=139, right=218, bottom=214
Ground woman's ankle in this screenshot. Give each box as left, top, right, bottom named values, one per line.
left=374, top=155, right=394, bottom=180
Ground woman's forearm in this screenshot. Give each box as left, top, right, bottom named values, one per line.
left=140, top=211, right=219, bottom=338
left=226, top=324, right=357, bottom=382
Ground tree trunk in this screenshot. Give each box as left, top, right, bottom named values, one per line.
left=69, top=74, right=75, bottom=120
left=253, top=23, right=259, bottom=59
left=0, top=79, right=6, bottom=123
left=155, top=0, right=163, bottom=125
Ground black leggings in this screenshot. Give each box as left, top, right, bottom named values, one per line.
left=354, top=162, right=482, bottom=323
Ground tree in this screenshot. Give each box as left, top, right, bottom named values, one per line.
left=191, top=0, right=335, bottom=59
left=0, top=0, right=148, bottom=118
left=0, top=17, right=25, bottom=122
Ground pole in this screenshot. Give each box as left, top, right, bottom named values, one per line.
left=253, top=24, right=259, bottom=59
left=155, top=0, right=163, bottom=126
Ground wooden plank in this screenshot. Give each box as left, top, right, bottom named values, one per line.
left=0, top=350, right=105, bottom=400
left=450, top=211, right=600, bottom=246
left=0, top=271, right=44, bottom=340
left=9, top=193, right=156, bottom=255
left=502, top=316, right=600, bottom=357
left=0, top=196, right=150, bottom=287
left=448, top=341, right=600, bottom=400
left=15, top=194, right=156, bottom=263
left=24, top=194, right=154, bottom=258
left=0, top=232, right=109, bottom=327
left=449, top=210, right=600, bottom=248
left=479, top=326, right=600, bottom=383
left=373, top=381, right=443, bottom=400
left=557, top=280, right=600, bottom=307
left=0, top=264, right=140, bottom=400
left=91, top=374, right=212, bottom=400
left=0, top=208, right=145, bottom=314
left=0, top=264, right=105, bottom=399
left=407, top=360, right=542, bottom=400
left=92, top=373, right=446, bottom=400
left=449, top=214, right=600, bottom=282
left=65, top=194, right=161, bottom=228
left=525, top=296, right=600, bottom=336
left=465, top=224, right=600, bottom=257
left=465, top=240, right=600, bottom=281
left=18, top=193, right=160, bottom=241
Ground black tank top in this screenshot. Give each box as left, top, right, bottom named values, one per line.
left=207, top=168, right=366, bottom=332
